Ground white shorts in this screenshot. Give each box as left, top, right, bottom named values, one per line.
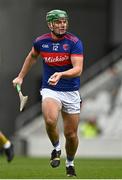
left=40, top=88, right=81, bottom=114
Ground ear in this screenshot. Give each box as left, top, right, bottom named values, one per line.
left=48, top=22, right=53, bottom=31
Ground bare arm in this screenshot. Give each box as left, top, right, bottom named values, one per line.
left=48, top=55, right=83, bottom=85
left=12, top=47, right=39, bottom=86
left=61, top=55, right=83, bottom=77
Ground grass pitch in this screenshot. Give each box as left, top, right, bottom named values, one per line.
left=0, top=156, right=122, bottom=179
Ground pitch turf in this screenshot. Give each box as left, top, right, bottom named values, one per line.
left=0, top=156, right=122, bottom=179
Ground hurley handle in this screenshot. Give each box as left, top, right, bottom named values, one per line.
left=16, top=84, right=21, bottom=93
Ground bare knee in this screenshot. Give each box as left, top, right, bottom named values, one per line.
left=64, top=131, right=77, bottom=141
left=45, top=118, right=57, bottom=129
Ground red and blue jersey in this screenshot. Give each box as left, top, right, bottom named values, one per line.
left=33, top=32, right=83, bottom=91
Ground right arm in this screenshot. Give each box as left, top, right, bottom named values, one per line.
left=12, top=47, right=39, bottom=86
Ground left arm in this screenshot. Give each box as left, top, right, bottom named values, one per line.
left=61, top=55, right=83, bottom=77
left=48, top=55, right=83, bottom=86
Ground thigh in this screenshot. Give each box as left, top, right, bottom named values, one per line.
left=42, top=97, right=61, bottom=123
left=61, top=111, right=80, bottom=133
left=41, top=88, right=62, bottom=122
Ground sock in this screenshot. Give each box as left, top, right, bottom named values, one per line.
left=66, top=156, right=74, bottom=167
left=53, top=141, right=61, bottom=151
left=3, top=140, right=11, bottom=149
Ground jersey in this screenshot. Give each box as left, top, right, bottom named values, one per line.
left=33, top=32, right=84, bottom=91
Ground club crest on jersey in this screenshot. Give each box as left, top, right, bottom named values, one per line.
left=63, top=44, right=69, bottom=51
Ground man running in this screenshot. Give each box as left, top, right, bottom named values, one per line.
left=13, top=9, right=84, bottom=177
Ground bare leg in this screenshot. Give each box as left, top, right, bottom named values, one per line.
left=61, top=111, right=80, bottom=159
left=42, top=98, right=62, bottom=168
left=42, top=98, right=61, bottom=146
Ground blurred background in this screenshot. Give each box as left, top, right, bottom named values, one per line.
left=0, top=0, right=122, bottom=157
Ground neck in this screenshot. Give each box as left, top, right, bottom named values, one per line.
left=51, top=32, right=65, bottom=40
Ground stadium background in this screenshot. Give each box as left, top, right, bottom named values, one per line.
left=0, top=0, right=122, bottom=156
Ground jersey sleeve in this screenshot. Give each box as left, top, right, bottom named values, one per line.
left=33, top=39, right=40, bottom=53
left=71, top=40, right=84, bottom=55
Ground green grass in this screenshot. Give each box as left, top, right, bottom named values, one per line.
left=0, top=156, right=122, bottom=179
